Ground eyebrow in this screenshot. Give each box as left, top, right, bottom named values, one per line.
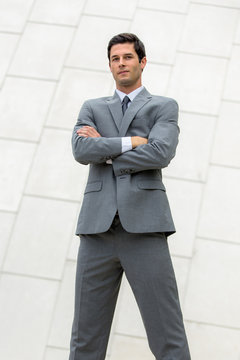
left=111, top=52, right=134, bottom=59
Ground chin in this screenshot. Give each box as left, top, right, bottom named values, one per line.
left=118, top=79, right=132, bottom=86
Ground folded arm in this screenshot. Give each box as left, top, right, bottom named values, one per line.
left=72, top=98, right=179, bottom=172
left=72, top=101, right=148, bottom=165
left=112, top=99, right=179, bottom=176
left=72, top=101, right=122, bottom=165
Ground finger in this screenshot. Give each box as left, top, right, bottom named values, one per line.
left=84, top=129, right=96, bottom=137
left=88, top=129, right=98, bottom=136
left=77, top=130, right=90, bottom=137
left=89, top=128, right=101, bottom=137
left=82, top=126, right=95, bottom=131
left=77, top=127, right=100, bottom=137
left=77, top=127, right=95, bottom=135
left=78, top=128, right=90, bottom=134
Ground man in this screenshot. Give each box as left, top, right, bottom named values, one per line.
left=69, top=33, right=191, bottom=360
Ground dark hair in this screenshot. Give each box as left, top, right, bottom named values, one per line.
left=107, top=33, right=146, bottom=62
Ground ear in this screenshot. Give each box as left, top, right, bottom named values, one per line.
left=140, top=57, right=147, bottom=71
left=109, top=61, right=113, bottom=72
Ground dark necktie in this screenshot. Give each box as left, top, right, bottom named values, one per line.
left=122, top=96, right=131, bottom=115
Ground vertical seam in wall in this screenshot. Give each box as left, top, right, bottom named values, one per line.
left=164, top=2, right=191, bottom=96
left=0, top=0, right=37, bottom=91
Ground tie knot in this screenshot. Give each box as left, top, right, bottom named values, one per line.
left=122, top=96, right=130, bottom=105
left=122, top=96, right=131, bottom=115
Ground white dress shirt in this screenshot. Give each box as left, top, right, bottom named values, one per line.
left=106, top=86, right=144, bottom=164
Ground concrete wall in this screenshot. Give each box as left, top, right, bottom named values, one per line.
left=0, top=0, right=240, bottom=359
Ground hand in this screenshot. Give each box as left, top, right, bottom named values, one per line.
left=77, top=126, right=101, bottom=138
left=131, top=136, right=148, bottom=148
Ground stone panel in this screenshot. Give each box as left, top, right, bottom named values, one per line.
left=9, top=23, right=74, bottom=79
left=224, top=45, right=240, bottom=102
left=48, top=261, right=76, bottom=348
left=0, top=140, right=35, bottom=211
left=193, top=0, right=240, bottom=8
left=212, top=101, right=240, bottom=168
left=46, top=69, right=113, bottom=129
left=142, top=63, right=171, bottom=95
left=66, top=16, right=130, bottom=71
left=131, top=9, right=185, bottom=64
left=179, top=4, right=238, bottom=57
left=44, top=347, right=69, bottom=360
left=0, top=274, right=58, bottom=360
left=0, top=212, right=15, bottom=267
left=67, top=232, right=81, bottom=261
left=0, top=33, right=19, bottom=87
left=30, top=0, right=85, bottom=25
left=84, top=0, right=138, bottom=19
left=164, top=112, right=216, bottom=182
left=164, top=178, right=203, bottom=257
left=185, top=321, right=240, bottom=360
left=3, top=196, right=78, bottom=279
left=109, top=334, right=154, bottom=360
left=114, top=275, right=146, bottom=338
left=184, top=238, right=240, bottom=328
left=198, top=165, right=240, bottom=243
left=168, top=53, right=227, bottom=114
left=0, top=0, right=34, bottom=32
left=0, top=77, right=55, bottom=141
left=25, top=128, right=89, bottom=201
left=138, top=0, right=189, bottom=13
left=235, top=17, right=240, bottom=43
left=172, top=256, right=190, bottom=305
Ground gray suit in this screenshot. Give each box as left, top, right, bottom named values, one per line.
left=72, top=88, right=177, bottom=235
left=69, top=88, right=191, bottom=360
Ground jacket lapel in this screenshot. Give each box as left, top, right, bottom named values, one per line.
left=106, top=92, right=122, bottom=131
left=106, top=88, right=152, bottom=135
left=118, top=87, right=152, bottom=136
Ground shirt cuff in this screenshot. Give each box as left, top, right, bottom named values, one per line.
left=121, top=137, right=132, bottom=153
left=106, top=137, right=132, bottom=164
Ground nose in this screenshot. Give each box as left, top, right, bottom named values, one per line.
left=119, top=57, right=126, bottom=66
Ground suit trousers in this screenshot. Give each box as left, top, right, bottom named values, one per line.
left=69, top=215, right=191, bottom=360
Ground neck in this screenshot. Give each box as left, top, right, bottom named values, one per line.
left=116, top=82, right=142, bottom=94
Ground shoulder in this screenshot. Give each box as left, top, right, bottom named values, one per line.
left=146, top=93, right=179, bottom=119
left=143, top=87, right=178, bottom=108
left=150, top=94, right=178, bottom=108
left=83, top=96, right=111, bottom=107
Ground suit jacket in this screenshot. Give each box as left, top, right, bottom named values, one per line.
left=72, top=87, right=179, bottom=236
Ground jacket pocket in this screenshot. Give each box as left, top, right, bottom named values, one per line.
left=84, top=181, right=102, bottom=194
left=137, top=180, right=166, bottom=191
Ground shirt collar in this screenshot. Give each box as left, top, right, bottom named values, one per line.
left=116, top=86, right=144, bottom=103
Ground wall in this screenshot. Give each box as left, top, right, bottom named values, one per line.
left=0, top=0, right=240, bottom=359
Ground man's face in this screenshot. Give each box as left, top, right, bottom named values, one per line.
left=109, top=43, right=146, bottom=92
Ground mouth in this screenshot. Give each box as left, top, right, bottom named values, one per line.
left=118, top=70, right=129, bottom=75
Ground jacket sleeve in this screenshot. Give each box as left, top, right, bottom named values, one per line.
left=112, top=99, right=179, bottom=176
left=72, top=100, right=122, bottom=165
